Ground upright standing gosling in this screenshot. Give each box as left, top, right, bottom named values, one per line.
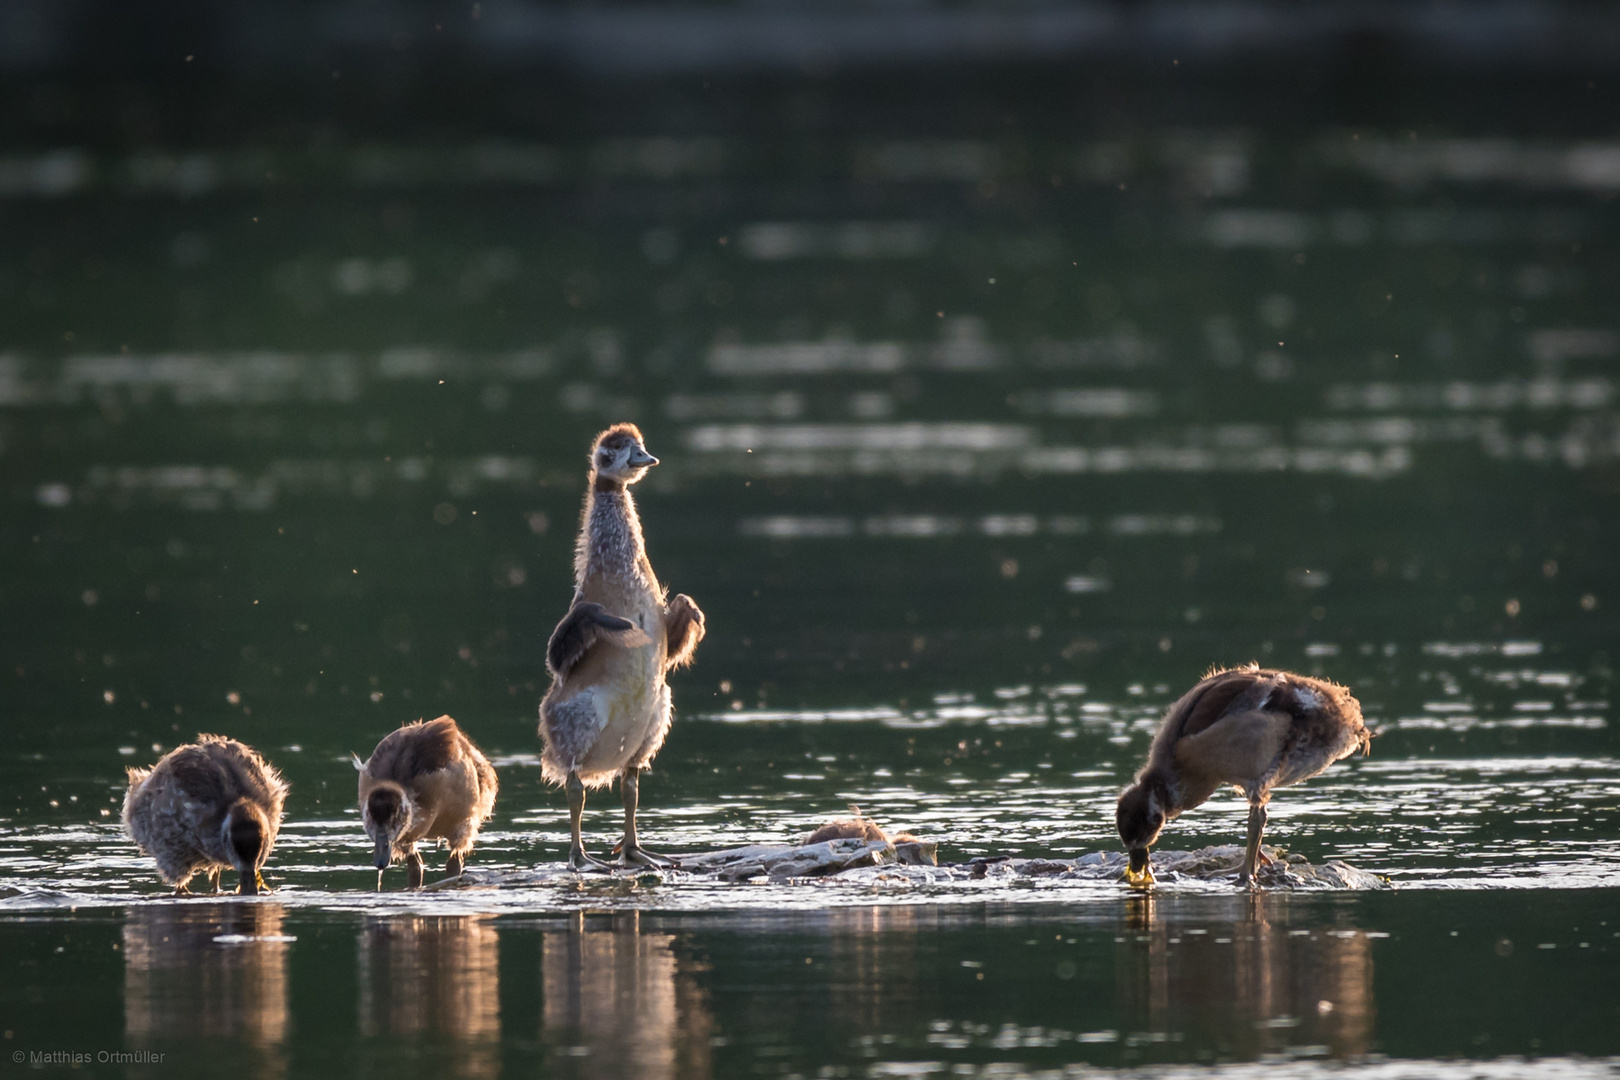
left=355, top=715, right=498, bottom=889
left=540, top=423, right=706, bottom=869
left=1116, top=664, right=1370, bottom=888
left=123, top=735, right=288, bottom=895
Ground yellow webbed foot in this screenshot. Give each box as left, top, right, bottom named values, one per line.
left=1122, top=865, right=1156, bottom=889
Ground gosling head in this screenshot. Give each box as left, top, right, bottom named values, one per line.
left=221, top=797, right=271, bottom=895
left=591, top=423, right=658, bottom=487
left=362, top=783, right=415, bottom=872
left=1116, top=781, right=1167, bottom=888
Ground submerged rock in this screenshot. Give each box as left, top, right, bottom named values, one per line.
left=674, top=841, right=1385, bottom=891
left=681, top=835, right=939, bottom=882
left=1061, top=845, right=1389, bottom=890
left=450, top=841, right=1382, bottom=893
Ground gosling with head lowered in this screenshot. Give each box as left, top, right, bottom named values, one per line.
left=123, top=734, right=288, bottom=895
left=354, top=715, right=498, bottom=889
left=540, top=423, right=705, bottom=869
left=1116, top=664, right=1370, bottom=888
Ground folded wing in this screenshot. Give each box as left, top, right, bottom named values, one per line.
left=546, top=600, right=653, bottom=680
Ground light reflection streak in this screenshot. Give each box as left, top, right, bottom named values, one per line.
left=357, top=915, right=501, bottom=1079
left=124, top=903, right=291, bottom=1077
left=1117, top=894, right=1374, bottom=1059
left=541, top=911, right=713, bottom=1080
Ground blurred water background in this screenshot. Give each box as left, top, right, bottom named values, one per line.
left=1, top=2, right=1618, bottom=1076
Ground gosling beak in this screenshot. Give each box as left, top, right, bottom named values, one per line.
left=629, top=447, right=659, bottom=467
left=1124, top=848, right=1155, bottom=888
left=238, top=869, right=263, bottom=896
left=373, top=842, right=392, bottom=872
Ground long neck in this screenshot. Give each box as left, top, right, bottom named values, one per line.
left=1135, top=767, right=1179, bottom=817
left=574, top=476, right=653, bottom=588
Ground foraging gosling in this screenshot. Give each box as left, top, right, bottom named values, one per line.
left=1117, top=664, right=1370, bottom=888
left=540, top=423, right=706, bottom=869
left=123, top=734, right=288, bottom=895
left=355, top=715, right=498, bottom=889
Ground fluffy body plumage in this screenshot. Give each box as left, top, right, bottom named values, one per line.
left=1117, top=664, right=1370, bottom=887
left=802, top=804, right=920, bottom=846
left=539, top=423, right=705, bottom=868
left=122, top=734, right=288, bottom=895
left=355, top=715, right=498, bottom=889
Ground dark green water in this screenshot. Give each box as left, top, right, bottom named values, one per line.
left=2, top=46, right=1619, bottom=1078
left=3, top=892, right=1618, bottom=1079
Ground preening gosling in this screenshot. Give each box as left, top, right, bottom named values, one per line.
left=355, top=715, right=498, bottom=889
left=1117, top=664, right=1370, bottom=888
left=540, top=423, right=706, bottom=870
left=122, top=735, right=288, bottom=895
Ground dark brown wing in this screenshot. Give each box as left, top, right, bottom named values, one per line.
left=546, top=600, right=652, bottom=679
left=1174, top=668, right=1280, bottom=741
left=664, top=593, right=705, bottom=671
left=366, top=716, right=461, bottom=783
left=196, top=735, right=287, bottom=815
left=161, top=744, right=232, bottom=808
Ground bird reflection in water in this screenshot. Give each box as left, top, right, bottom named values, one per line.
left=542, top=911, right=713, bottom=1080
left=123, top=903, right=291, bottom=1078
left=1117, top=893, right=1374, bottom=1058
left=358, top=915, right=501, bottom=1079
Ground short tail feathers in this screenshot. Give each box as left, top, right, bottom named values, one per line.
left=125, top=766, right=151, bottom=786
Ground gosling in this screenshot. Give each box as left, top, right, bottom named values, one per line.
left=804, top=805, right=936, bottom=865
left=354, top=715, right=498, bottom=889
left=540, top=423, right=706, bottom=869
left=1116, top=664, right=1370, bottom=888
left=122, top=734, right=288, bottom=895
left=804, top=805, right=921, bottom=847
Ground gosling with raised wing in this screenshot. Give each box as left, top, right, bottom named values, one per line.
left=540, top=423, right=706, bottom=870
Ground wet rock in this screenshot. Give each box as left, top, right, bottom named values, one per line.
left=1052, top=845, right=1389, bottom=890
left=692, top=843, right=1387, bottom=891
left=680, top=836, right=935, bottom=881
left=453, top=841, right=1380, bottom=893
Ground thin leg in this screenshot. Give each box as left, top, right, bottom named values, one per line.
left=445, top=851, right=465, bottom=879
left=616, top=768, right=675, bottom=868
left=567, top=770, right=608, bottom=871
left=206, top=867, right=222, bottom=894
left=1239, top=803, right=1269, bottom=885
left=406, top=847, right=425, bottom=889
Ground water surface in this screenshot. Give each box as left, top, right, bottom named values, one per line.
left=2, top=35, right=1618, bottom=1079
